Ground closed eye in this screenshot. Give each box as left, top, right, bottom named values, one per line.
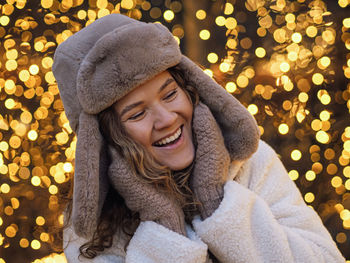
left=128, top=111, right=145, bottom=120
left=127, top=88, right=178, bottom=121
left=164, top=89, right=178, bottom=100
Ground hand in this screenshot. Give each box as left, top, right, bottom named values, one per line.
left=108, top=146, right=187, bottom=236
left=191, top=102, right=231, bottom=219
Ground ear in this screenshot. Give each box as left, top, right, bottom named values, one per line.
left=72, top=112, right=109, bottom=238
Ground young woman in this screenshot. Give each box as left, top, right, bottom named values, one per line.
left=52, top=14, right=345, bottom=262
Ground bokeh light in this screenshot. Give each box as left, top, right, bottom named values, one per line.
left=0, top=0, right=349, bottom=262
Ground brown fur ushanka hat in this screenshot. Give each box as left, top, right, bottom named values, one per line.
left=52, top=14, right=260, bottom=238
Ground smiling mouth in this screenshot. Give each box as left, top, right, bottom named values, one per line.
left=153, top=125, right=183, bottom=147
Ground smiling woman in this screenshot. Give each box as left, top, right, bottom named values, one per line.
left=94, top=65, right=200, bottom=257
left=52, top=13, right=345, bottom=263
left=114, top=70, right=195, bottom=171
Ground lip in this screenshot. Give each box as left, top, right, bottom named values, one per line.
left=153, top=125, right=182, bottom=146
left=153, top=125, right=184, bottom=149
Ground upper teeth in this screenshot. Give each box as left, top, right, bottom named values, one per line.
left=155, top=127, right=182, bottom=146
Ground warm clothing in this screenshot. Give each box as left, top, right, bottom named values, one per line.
left=191, top=102, right=231, bottom=219
left=52, top=13, right=260, bottom=239
left=53, top=11, right=344, bottom=263
left=108, top=145, right=187, bottom=236
left=63, top=139, right=345, bottom=263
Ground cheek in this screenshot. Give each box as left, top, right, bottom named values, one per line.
left=124, top=122, right=152, bottom=148
left=178, top=92, right=194, bottom=121
left=188, top=104, right=194, bottom=121
left=184, top=100, right=194, bottom=123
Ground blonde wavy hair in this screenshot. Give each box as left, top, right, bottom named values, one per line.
left=78, top=65, right=200, bottom=258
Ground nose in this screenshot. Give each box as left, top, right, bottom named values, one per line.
left=153, top=105, right=177, bottom=130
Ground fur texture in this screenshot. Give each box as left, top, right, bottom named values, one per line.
left=108, top=146, right=187, bottom=236
left=77, top=22, right=181, bottom=114
left=191, top=102, right=231, bottom=219
left=178, top=56, right=260, bottom=161
left=52, top=13, right=261, bottom=238
left=126, top=221, right=208, bottom=263
left=53, top=14, right=138, bottom=132
left=73, top=112, right=110, bottom=237
left=63, top=140, right=345, bottom=262
left=192, top=140, right=345, bottom=262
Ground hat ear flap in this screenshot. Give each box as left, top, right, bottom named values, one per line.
left=72, top=112, right=109, bottom=238
left=179, top=56, right=261, bottom=161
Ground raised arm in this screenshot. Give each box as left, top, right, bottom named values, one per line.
left=192, top=140, right=345, bottom=263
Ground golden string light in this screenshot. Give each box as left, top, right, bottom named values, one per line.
left=211, top=0, right=349, bottom=258
left=0, top=0, right=349, bottom=262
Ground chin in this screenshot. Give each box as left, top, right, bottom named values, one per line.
left=167, top=155, right=195, bottom=171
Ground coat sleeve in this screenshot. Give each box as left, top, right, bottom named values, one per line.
left=192, top=140, right=345, bottom=263
left=63, top=219, right=209, bottom=263
left=125, top=221, right=209, bottom=263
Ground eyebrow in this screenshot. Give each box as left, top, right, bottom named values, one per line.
left=120, top=78, right=175, bottom=118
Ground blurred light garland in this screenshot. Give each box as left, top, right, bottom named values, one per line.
left=218, top=0, right=350, bottom=258
left=0, top=0, right=349, bottom=262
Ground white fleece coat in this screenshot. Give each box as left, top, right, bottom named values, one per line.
left=63, top=140, right=345, bottom=262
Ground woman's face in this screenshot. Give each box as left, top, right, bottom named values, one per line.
left=115, top=71, right=195, bottom=171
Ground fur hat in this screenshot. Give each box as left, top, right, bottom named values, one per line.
left=52, top=13, right=260, bottom=238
